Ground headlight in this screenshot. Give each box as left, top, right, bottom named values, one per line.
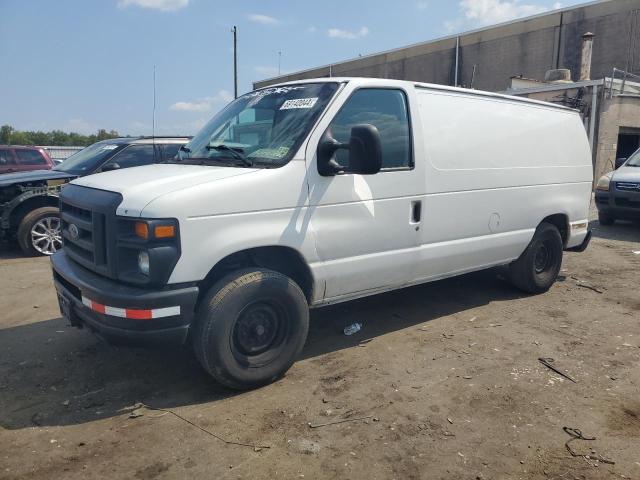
left=138, top=250, right=150, bottom=275
left=117, top=217, right=180, bottom=287
left=596, top=172, right=612, bottom=191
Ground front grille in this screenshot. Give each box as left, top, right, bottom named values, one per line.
left=60, top=202, right=104, bottom=266
left=59, top=184, right=122, bottom=278
left=616, top=182, right=640, bottom=192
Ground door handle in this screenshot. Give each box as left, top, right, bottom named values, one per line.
left=411, top=200, right=422, bottom=223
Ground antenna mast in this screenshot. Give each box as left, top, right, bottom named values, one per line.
left=232, top=26, right=238, bottom=98
left=152, top=64, right=156, bottom=161
left=152, top=65, right=156, bottom=137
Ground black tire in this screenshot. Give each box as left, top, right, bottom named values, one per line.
left=508, top=222, right=563, bottom=294
left=192, top=268, right=309, bottom=390
left=598, top=211, right=615, bottom=226
left=17, top=206, right=62, bottom=256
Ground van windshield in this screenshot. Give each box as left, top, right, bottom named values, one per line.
left=173, top=82, right=339, bottom=168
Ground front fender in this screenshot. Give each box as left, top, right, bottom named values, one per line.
left=168, top=207, right=320, bottom=286
left=1, top=188, right=61, bottom=230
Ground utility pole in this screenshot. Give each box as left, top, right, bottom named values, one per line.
left=278, top=50, right=282, bottom=75
left=232, top=26, right=238, bottom=99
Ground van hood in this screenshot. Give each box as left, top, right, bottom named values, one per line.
left=71, top=163, right=258, bottom=216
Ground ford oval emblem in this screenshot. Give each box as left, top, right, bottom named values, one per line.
left=69, top=223, right=79, bottom=240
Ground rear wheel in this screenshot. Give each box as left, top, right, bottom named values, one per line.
left=17, top=207, right=62, bottom=256
left=192, top=268, right=309, bottom=390
left=508, top=222, right=563, bottom=294
left=598, top=211, right=615, bottom=226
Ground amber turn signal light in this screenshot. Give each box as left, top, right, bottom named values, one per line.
left=154, top=225, right=175, bottom=239
left=135, top=221, right=149, bottom=239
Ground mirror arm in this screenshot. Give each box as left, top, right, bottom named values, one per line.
left=326, top=157, right=345, bottom=174
left=318, top=137, right=349, bottom=175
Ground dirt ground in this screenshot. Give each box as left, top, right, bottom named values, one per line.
left=1, top=217, right=639, bottom=480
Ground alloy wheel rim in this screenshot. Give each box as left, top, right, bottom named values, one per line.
left=30, top=216, right=62, bottom=255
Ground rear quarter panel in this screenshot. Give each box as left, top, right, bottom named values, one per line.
left=415, top=89, right=592, bottom=276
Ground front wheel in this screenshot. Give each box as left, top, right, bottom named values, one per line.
left=192, top=268, right=309, bottom=390
left=508, top=222, right=563, bottom=294
left=17, top=206, right=62, bottom=256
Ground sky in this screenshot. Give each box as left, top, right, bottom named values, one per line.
left=0, top=0, right=587, bottom=137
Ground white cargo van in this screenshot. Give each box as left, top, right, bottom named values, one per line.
left=52, top=78, right=593, bottom=389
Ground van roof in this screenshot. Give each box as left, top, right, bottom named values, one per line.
left=92, top=136, right=191, bottom=146
left=261, top=77, right=576, bottom=113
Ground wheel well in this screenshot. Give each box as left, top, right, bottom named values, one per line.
left=541, top=214, right=569, bottom=246
left=198, top=246, right=315, bottom=304
left=9, top=196, right=59, bottom=229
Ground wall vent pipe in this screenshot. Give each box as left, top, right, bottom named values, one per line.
left=580, top=32, right=595, bottom=81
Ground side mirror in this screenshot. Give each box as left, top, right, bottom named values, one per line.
left=615, top=157, right=627, bottom=169
left=348, top=124, right=382, bottom=175
left=102, top=162, right=120, bottom=172
left=317, top=124, right=382, bottom=176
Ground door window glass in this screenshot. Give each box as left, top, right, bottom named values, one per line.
left=328, top=89, right=411, bottom=170
left=162, top=144, right=182, bottom=161
left=0, top=149, right=15, bottom=165
left=15, top=149, right=47, bottom=165
left=105, top=145, right=155, bottom=169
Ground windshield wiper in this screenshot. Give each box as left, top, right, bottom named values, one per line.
left=206, top=144, right=253, bottom=167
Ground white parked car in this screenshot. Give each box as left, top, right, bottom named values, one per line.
left=51, top=78, right=593, bottom=389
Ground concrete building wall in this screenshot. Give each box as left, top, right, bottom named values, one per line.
left=254, top=0, right=640, bottom=91
left=595, top=96, right=640, bottom=180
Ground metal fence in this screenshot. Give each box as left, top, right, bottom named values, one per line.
left=40, top=146, right=84, bottom=163
left=607, top=68, right=640, bottom=98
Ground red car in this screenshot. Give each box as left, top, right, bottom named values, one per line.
left=0, top=146, right=54, bottom=174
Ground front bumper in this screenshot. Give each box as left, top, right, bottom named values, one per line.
left=51, top=251, right=199, bottom=347
left=567, top=229, right=592, bottom=252
left=595, top=190, right=640, bottom=220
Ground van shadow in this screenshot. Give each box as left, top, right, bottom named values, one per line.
left=590, top=219, right=640, bottom=243
left=0, top=268, right=524, bottom=431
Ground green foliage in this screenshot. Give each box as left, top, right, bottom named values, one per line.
left=0, top=124, right=123, bottom=147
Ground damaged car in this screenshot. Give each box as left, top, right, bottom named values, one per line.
left=0, top=137, right=189, bottom=255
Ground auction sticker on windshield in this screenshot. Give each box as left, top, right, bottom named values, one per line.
left=280, top=98, right=318, bottom=110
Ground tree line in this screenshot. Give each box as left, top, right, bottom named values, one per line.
left=1, top=124, right=124, bottom=147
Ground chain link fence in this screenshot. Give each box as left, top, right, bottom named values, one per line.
left=40, top=146, right=84, bottom=164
